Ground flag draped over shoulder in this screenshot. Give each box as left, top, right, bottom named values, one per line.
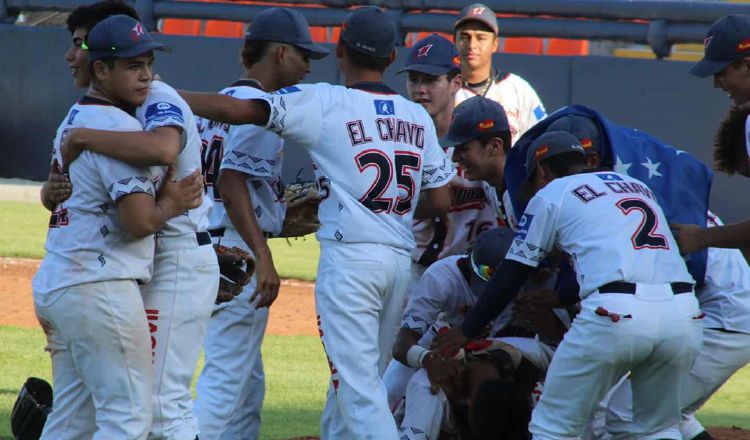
left=505, top=105, right=713, bottom=285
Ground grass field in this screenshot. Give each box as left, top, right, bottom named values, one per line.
left=1, top=201, right=749, bottom=437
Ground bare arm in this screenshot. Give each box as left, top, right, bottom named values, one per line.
left=392, top=327, right=423, bottom=366
left=63, top=126, right=181, bottom=167
left=414, top=185, right=451, bottom=220
left=673, top=221, right=750, bottom=253
left=217, top=169, right=280, bottom=308
left=178, top=90, right=270, bottom=126
left=117, top=168, right=203, bottom=238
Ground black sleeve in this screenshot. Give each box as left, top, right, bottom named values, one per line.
left=461, top=259, right=533, bottom=338
left=554, top=260, right=581, bottom=307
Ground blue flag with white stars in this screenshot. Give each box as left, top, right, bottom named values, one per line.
left=505, top=105, right=713, bottom=285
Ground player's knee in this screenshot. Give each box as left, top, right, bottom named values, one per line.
left=470, top=378, right=531, bottom=440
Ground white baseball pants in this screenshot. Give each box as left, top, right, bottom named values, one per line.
left=317, top=240, right=411, bottom=440
left=35, top=280, right=153, bottom=440
left=193, top=231, right=269, bottom=440
left=530, top=286, right=703, bottom=440
left=142, top=233, right=218, bottom=440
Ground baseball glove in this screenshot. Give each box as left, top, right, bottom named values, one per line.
left=714, top=105, right=750, bottom=175
left=11, top=377, right=53, bottom=440
left=280, top=182, right=320, bottom=238
left=214, top=244, right=255, bottom=304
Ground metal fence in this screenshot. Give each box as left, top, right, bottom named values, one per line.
left=4, top=0, right=750, bottom=56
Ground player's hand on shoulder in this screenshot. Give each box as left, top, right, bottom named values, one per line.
left=158, top=166, right=204, bottom=216
left=60, top=128, right=84, bottom=172
left=431, top=326, right=469, bottom=358
left=250, top=250, right=280, bottom=309
left=41, top=170, right=72, bottom=209
left=670, top=223, right=708, bottom=254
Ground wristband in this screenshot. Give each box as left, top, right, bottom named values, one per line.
left=406, top=345, right=428, bottom=368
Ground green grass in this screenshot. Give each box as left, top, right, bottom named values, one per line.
left=0, top=326, right=328, bottom=440
left=1, top=326, right=749, bottom=440
left=0, top=201, right=320, bottom=280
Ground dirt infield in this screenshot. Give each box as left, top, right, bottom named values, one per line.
left=0, top=257, right=318, bottom=336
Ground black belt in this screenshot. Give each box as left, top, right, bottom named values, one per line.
left=196, top=231, right=212, bottom=246
left=208, top=227, right=273, bottom=239
left=598, top=281, right=693, bottom=295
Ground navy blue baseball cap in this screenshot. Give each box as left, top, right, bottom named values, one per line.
left=340, top=6, right=396, bottom=59
left=691, top=14, right=750, bottom=78
left=546, top=115, right=602, bottom=156
left=469, top=227, right=514, bottom=293
left=398, top=34, right=461, bottom=76
left=525, top=131, right=585, bottom=176
left=245, top=7, right=329, bottom=60
left=454, top=3, right=499, bottom=35
left=85, top=15, right=169, bottom=62
left=440, top=96, right=509, bottom=147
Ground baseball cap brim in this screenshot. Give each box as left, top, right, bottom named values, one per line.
left=454, top=16, right=498, bottom=34
left=397, top=63, right=454, bottom=76
left=292, top=41, right=330, bottom=60
left=689, top=57, right=732, bottom=78
left=90, top=41, right=171, bottom=61
left=439, top=133, right=477, bottom=148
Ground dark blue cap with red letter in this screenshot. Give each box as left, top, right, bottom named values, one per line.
left=86, top=14, right=170, bottom=62
left=440, top=96, right=510, bottom=147
left=245, top=7, right=329, bottom=60
left=398, top=34, right=461, bottom=76
left=691, top=14, right=750, bottom=77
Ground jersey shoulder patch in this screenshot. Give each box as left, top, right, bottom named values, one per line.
left=145, top=101, right=184, bottom=125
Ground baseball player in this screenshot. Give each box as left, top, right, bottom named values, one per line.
left=33, top=16, right=204, bottom=439
left=588, top=210, right=750, bottom=440
left=672, top=14, right=750, bottom=254
left=434, top=131, right=704, bottom=440
left=403, top=34, right=500, bottom=284
left=54, top=6, right=219, bottom=438
left=387, top=227, right=558, bottom=440
left=179, top=7, right=455, bottom=438
left=446, top=95, right=519, bottom=230
left=453, top=3, right=547, bottom=143
left=191, top=8, right=328, bottom=439
left=40, top=0, right=139, bottom=212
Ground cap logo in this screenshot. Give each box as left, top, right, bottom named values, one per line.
left=581, top=138, right=592, bottom=149
left=738, top=38, right=750, bottom=51
left=477, top=119, right=494, bottom=131
left=452, top=55, right=461, bottom=67
left=534, top=146, right=549, bottom=160
left=471, top=7, right=486, bottom=15
left=341, top=21, right=349, bottom=31
left=130, top=22, right=145, bottom=41
left=704, top=35, right=714, bottom=49
left=417, top=44, right=433, bottom=57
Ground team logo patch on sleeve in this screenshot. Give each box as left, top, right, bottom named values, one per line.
left=145, top=102, right=184, bottom=125
left=276, top=86, right=301, bottom=95
left=596, top=173, right=623, bottom=181
left=374, top=100, right=395, bottom=116
left=515, top=214, right=534, bottom=240
left=67, top=109, right=79, bottom=125
left=533, top=105, right=546, bottom=121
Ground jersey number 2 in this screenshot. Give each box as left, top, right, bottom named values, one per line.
left=356, top=150, right=420, bottom=215
left=616, top=198, right=669, bottom=250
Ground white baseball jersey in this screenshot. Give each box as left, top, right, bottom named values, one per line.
left=33, top=96, right=156, bottom=303
left=401, top=255, right=511, bottom=346
left=136, top=80, right=211, bottom=236
left=455, top=72, right=546, bottom=144
left=483, top=182, right=518, bottom=230
left=262, top=82, right=455, bottom=251
left=201, top=80, right=286, bottom=236
left=507, top=171, right=693, bottom=297
left=412, top=157, right=500, bottom=266
left=700, top=211, right=750, bottom=334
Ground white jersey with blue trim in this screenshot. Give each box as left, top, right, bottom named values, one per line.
left=33, top=97, right=157, bottom=303
left=455, top=72, right=546, bottom=145
left=137, top=80, right=211, bottom=235
left=199, top=81, right=286, bottom=236
left=262, top=82, right=455, bottom=251
left=506, top=171, right=693, bottom=297
left=700, top=211, right=750, bottom=334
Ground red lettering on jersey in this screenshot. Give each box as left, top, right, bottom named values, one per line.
left=346, top=120, right=373, bottom=146
left=146, top=309, right=159, bottom=360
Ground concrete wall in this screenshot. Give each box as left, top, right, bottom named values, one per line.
left=1, top=25, right=745, bottom=221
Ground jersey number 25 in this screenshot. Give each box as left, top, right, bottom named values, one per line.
left=356, top=150, right=421, bottom=215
